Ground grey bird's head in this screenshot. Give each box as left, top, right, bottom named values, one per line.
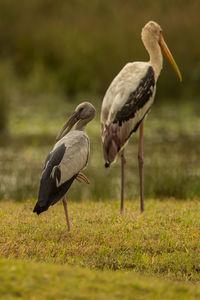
left=56, top=102, right=96, bottom=141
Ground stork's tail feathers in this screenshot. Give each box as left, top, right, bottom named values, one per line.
left=33, top=202, right=48, bottom=215
left=102, top=123, right=121, bottom=166
left=105, top=162, right=110, bottom=168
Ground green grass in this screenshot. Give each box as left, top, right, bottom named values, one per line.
left=1, top=258, right=200, bottom=300
left=1, top=200, right=200, bottom=282
left=1, top=200, right=200, bottom=299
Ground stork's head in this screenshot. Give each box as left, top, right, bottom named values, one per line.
left=56, top=102, right=96, bottom=141
left=141, top=21, right=182, bottom=82
left=142, top=21, right=162, bottom=45
left=75, top=102, right=96, bottom=122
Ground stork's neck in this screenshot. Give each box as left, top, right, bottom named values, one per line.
left=143, top=39, right=163, bottom=81
left=74, top=115, right=94, bottom=131
left=74, top=122, right=86, bottom=131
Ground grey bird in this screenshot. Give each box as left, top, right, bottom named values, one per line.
left=33, top=102, right=96, bottom=232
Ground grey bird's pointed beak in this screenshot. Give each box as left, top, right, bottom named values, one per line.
left=56, top=111, right=80, bottom=142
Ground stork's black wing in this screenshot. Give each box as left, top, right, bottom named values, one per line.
left=33, top=143, right=77, bottom=215
left=113, top=66, right=155, bottom=129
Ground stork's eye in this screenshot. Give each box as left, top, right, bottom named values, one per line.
left=79, top=107, right=84, bottom=112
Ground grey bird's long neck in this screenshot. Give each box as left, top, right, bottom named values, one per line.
left=74, top=118, right=91, bottom=131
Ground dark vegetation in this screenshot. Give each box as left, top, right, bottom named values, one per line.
left=0, top=0, right=199, bottom=201
left=0, top=0, right=199, bottom=100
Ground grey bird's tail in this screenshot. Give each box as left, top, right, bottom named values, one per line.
left=33, top=202, right=49, bottom=215
left=33, top=174, right=78, bottom=215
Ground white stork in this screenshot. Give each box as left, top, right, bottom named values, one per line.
left=101, top=21, right=182, bottom=213
left=33, top=102, right=96, bottom=232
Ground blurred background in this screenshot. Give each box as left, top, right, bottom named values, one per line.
left=0, top=0, right=200, bottom=203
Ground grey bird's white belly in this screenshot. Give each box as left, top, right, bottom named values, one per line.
left=50, top=130, right=89, bottom=186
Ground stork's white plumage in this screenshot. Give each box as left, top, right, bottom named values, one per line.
left=51, top=131, right=90, bottom=186
left=101, top=21, right=182, bottom=213
left=33, top=102, right=96, bottom=232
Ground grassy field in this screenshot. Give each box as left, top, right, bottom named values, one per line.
left=1, top=259, right=200, bottom=300
left=1, top=200, right=200, bottom=299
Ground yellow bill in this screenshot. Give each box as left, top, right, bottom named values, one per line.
left=159, top=33, right=182, bottom=82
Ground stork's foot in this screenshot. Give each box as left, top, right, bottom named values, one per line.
left=76, top=172, right=90, bottom=184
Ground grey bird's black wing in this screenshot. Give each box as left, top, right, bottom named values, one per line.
left=33, top=143, right=77, bottom=215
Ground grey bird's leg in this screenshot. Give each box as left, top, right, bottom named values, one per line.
left=138, top=121, right=144, bottom=213
left=62, top=195, right=71, bottom=232
left=120, top=149, right=126, bottom=214
left=76, top=172, right=90, bottom=184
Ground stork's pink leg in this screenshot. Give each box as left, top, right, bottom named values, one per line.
left=138, top=121, right=144, bottom=213
left=62, top=195, right=71, bottom=232
left=76, top=173, right=90, bottom=184
left=120, top=149, right=126, bottom=214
